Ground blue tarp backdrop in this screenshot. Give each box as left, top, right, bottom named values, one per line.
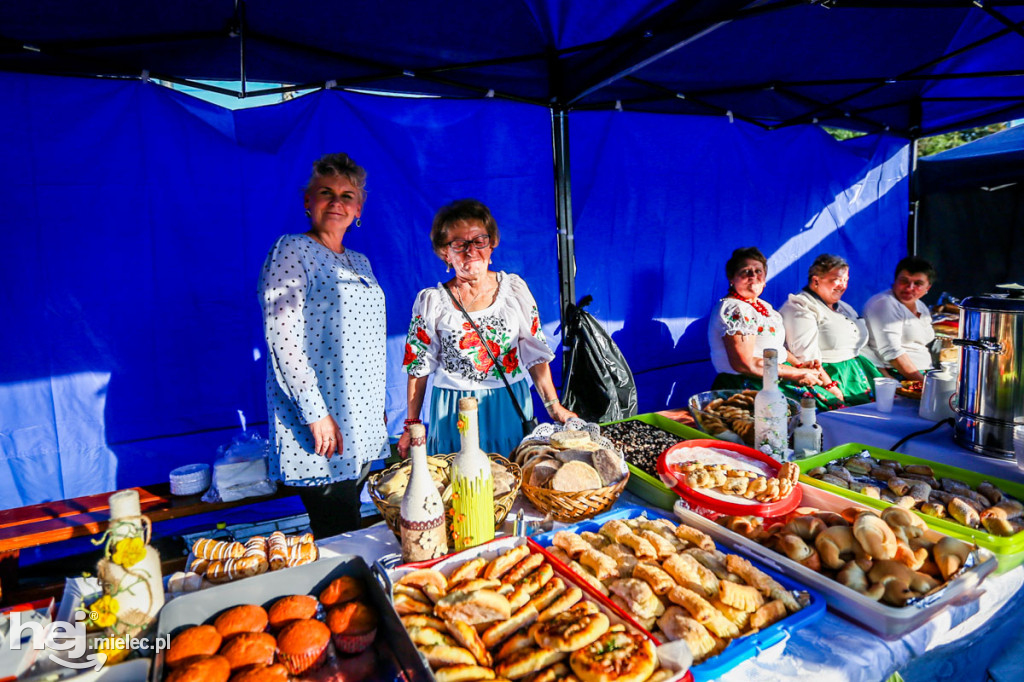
left=0, top=71, right=908, bottom=508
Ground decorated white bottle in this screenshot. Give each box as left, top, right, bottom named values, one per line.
left=93, top=489, right=165, bottom=641
left=400, top=423, right=448, bottom=562
left=792, top=396, right=822, bottom=459
left=450, top=397, right=495, bottom=551
left=754, top=348, right=789, bottom=460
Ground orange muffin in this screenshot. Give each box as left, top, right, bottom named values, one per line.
left=167, top=625, right=223, bottom=668
left=319, top=575, right=365, bottom=608
left=325, top=601, right=378, bottom=654
left=227, top=663, right=290, bottom=682
left=267, top=594, right=319, bottom=631
left=214, top=605, right=269, bottom=639
left=276, top=618, right=330, bottom=675
left=218, top=632, right=276, bottom=671
left=165, top=654, right=231, bottom=682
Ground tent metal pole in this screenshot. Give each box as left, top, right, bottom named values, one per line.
left=551, top=106, right=576, bottom=372
left=908, top=100, right=922, bottom=257
left=237, top=0, right=247, bottom=97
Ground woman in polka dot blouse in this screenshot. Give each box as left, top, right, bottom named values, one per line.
left=258, top=153, right=388, bottom=538
left=397, top=199, right=577, bottom=459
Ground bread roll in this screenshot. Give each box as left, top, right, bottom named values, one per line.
left=550, top=461, right=603, bottom=493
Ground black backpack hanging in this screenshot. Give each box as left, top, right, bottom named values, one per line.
left=561, top=295, right=638, bottom=423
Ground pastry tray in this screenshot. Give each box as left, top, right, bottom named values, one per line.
left=688, top=390, right=800, bottom=446
left=151, top=555, right=430, bottom=682
left=385, top=536, right=692, bottom=682
left=601, top=413, right=709, bottom=511
left=797, top=443, right=1024, bottom=572
left=675, top=485, right=997, bottom=639
left=530, top=505, right=826, bottom=682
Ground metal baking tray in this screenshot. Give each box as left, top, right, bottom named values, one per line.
left=151, top=555, right=430, bottom=682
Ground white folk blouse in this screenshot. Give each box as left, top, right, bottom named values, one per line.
left=862, top=288, right=935, bottom=371
left=708, top=297, right=788, bottom=375
left=403, top=272, right=554, bottom=390
left=780, top=290, right=869, bottom=364
left=259, top=234, right=389, bottom=486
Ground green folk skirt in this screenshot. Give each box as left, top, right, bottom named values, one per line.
left=822, top=355, right=883, bottom=407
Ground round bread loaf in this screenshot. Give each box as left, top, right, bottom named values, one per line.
left=550, top=461, right=604, bottom=493
left=165, top=655, right=230, bottom=682
left=226, top=663, right=289, bottom=682
left=276, top=619, right=330, bottom=675
left=326, top=601, right=378, bottom=653
left=267, top=594, right=318, bottom=631
left=218, top=632, right=276, bottom=671
left=214, top=604, right=268, bottom=639
left=319, top=575, right=365, bottom=608
left=550, top=430, right=591, bottom=450
left=166, top=625, right=223, bottom=668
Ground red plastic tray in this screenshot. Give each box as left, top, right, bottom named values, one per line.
left=656, top=439, right=801, bottom=516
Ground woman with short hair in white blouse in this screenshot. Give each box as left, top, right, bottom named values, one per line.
left=258, top=153, right=389, bottom=538
left=709, top=247, right=843, bottom=409
left=780, top=254, right=883, bottom=406
left=397, top=199, right=576, bottom=458
left=862, top=256, right=937, bottom=382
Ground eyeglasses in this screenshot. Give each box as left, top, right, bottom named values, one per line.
left=447, top=235, right=491, bottom=253
left=736, top=267, right=766, bottom=279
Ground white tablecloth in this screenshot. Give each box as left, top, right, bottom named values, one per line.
left=817, top=397, right=1024, bottom=485
left=318, top=490, right=1024, bottom=682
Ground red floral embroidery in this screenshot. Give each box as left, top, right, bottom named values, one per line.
left=462, top=322, right=473, bottom=331
left=459, top=334, right=481, bottom=349
left=757, top=326, right=764, bottom=333
left=769, top=327, right=775, bottom=333
left=416, top=328, right=431, bottom=344
left=402, top=343, right=417, bottom=366
left=503, top=348, right=519, bottom=373
left=530, top=316, right=540, bottom=335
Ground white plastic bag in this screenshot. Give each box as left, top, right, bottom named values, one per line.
left=202, top=433, right=277, bottom=502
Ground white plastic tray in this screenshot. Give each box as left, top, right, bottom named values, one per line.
left=673, top=484, right=998, bottom=639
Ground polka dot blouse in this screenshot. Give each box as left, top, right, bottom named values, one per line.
left=258, top=233, right=388, bottom=486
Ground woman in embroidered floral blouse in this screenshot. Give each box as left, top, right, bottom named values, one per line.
left=708, top=247, right=844, bottom=409
left=398, top=199, right=576, bottom=458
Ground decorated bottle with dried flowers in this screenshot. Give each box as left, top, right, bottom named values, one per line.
left=400, top=422, right=448, bottom=562
left=450, top=397, right=494, bottom=551
left=88, top=489, right=165, bottom=653
left=754, top=348, right=789, bottom=460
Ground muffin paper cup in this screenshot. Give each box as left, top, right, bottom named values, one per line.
left=331, top=628, right=376, bottom=654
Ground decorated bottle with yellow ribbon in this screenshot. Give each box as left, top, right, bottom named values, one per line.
left=450, top=397, right=494, bottom=551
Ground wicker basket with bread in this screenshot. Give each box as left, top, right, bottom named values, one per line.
left=512, top=429, right=630, bottom=522
left=368, top=453, right=521, bottom=540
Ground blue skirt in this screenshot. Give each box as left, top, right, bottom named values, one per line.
left=428, top=382, right=533, bottom=458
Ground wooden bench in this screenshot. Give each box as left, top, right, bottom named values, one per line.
left=0, top=483, right=300, bottom=605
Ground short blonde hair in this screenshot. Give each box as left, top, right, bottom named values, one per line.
left=306, top=153, right=367, bottom=203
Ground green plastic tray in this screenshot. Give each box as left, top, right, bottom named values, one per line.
left=797, top=443, right=1024, bottom=571
left=602, top=413, right=709, bottom=511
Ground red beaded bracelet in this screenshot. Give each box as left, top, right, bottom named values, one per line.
left=823, top=380, right=839, bottom=390
left=403, top=418, right=421, bottom=427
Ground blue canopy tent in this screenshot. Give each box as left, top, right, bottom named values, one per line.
left=3, top=1, right=1024, bottom=508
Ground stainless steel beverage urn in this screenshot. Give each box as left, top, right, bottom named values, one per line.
left=953, top=284, right=1024, bottom=458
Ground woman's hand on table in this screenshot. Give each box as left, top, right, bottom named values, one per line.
left=308, top=415, right=342, bottom=458
left=793, top=367, right=824, bottom=387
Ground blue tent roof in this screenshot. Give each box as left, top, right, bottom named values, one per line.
left=2, top=1, right=1024, bottom=136
left=919, top=123, right=1024, bottom=190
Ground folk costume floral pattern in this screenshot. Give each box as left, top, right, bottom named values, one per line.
left=708, top=296, right=788, bottom=375
left=403, top=272, right=554, bottom=391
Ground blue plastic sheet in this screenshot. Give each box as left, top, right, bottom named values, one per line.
left=0, top=72, right=556, bottom=507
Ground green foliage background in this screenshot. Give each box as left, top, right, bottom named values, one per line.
left=823, top=124, right=1008, bottom=157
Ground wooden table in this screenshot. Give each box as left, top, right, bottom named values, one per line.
left=0, top=483, right=298, bottom=604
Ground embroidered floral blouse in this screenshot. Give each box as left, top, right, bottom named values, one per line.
left=403, top=272, right=555, bottom=390
left=708, top=297, right=788, bottom=375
